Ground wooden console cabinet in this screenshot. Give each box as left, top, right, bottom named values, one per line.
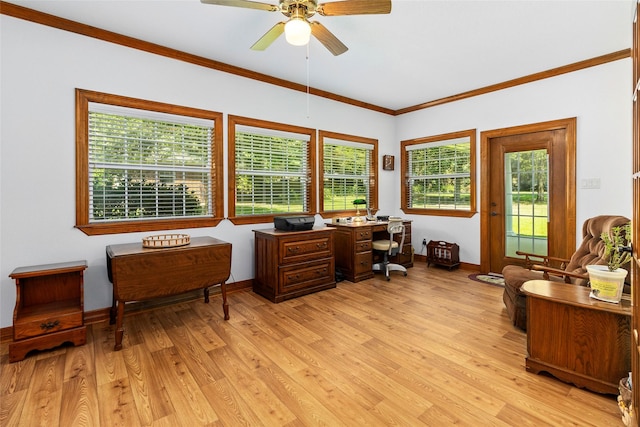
left=253, top=227, right=336, bottom=302
left=106, top=236, right=231, bottom=350
left=9, top=260, right=87, bottom=362
left=329, top=220, right=413, bottom=282
left=522, top=280, right=631, bottom=395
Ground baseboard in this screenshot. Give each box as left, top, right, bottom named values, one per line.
left=413, top=254, right=478, bottom=271
left=1, top=279, right=253, bottom=343
left=0, top=327, right=12, bottom=343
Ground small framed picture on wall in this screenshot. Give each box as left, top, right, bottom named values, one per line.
left=383, top=155, right=394, bottom=171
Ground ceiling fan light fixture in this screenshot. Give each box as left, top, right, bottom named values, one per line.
left=284, top=17, right=311, bottom=46
left=202, top=0, right=392, bottom=55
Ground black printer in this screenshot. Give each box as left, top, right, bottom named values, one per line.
left=274, top=215, right=315, bottom=231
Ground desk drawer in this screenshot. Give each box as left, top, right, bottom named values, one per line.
left=392, top=243, right=413, bottom=266
left=280, top=235, right=333, bottom=264
left=403, top=224, right=411, bottom=241
left=355, top=240, right=372, bottom=252
left=354, top=252, right=373, bottom=275
left=280, top=258, right=334, bottom=293
left=354, top=229, right=372, bottom=241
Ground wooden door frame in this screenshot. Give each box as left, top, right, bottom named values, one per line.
left=631, top=3, right=639, bottom=421
left=479, top=117, right=577, bottom=273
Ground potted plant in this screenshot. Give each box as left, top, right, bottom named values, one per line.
left=587, top=223, right=631, bottom=303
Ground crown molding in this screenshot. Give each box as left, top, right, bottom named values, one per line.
left=1, top=1, right=630, bottom=116
left=394, top=49, right=630, bottom=115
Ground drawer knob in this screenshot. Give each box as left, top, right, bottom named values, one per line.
left=40, top=320, right=60, bottom=330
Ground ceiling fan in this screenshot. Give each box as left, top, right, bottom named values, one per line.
left=201, top=0, right=392, bottom=56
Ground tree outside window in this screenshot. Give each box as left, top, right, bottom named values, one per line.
left=319, top=131, right=378, bottom=217
left=75, top=89, right=224, bottom=235
left=401, top=129, right=476, bottom=217
left=228, top=116, right=316, bottom=225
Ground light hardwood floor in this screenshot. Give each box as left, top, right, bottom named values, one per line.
left=1, top=263, right=623, bottom=426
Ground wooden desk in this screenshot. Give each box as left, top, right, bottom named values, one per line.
left=106, top=236, right=231, bottom=350
left=328, top=220, right=412, bottom=282
left=521, top=280, right=631, bottom=394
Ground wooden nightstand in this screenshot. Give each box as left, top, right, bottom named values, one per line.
left=9, top=260, right=87, bottom=362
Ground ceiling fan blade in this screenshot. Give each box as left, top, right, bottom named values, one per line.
left=318, top=0, right=391, bottom=16
left=310, top=21, right=348, bottom=56
left=200, top=0, right=278, bottom=12
left=251, top=22, right=285, bottom=51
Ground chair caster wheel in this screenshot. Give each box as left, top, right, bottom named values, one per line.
left=403, top=272, right=407, bottom=276
left=386, top=277, right=390, bottom=281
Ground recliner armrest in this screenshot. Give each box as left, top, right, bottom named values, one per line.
left=515, top=251, right=571, bottom=270
left=531, top=264, right=588, bottom=283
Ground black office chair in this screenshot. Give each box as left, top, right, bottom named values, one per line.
left=372, top=218, right=408, bottom=281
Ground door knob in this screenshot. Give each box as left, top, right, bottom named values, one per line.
left=619, top=244, right=632, bottom=254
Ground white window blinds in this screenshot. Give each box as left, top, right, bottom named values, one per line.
left=322, top=138, right=374, bottom=212
left=407, top=137, right=471, bottom=210
left=234, top=125, right=311, bottom=216
left=88, top=104, right=214, bottom=222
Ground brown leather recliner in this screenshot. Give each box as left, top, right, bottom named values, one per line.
left=502, top=215, right=631, bottom=330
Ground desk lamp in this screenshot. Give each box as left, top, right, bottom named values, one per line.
left=353, top=198, right=366, bottom=223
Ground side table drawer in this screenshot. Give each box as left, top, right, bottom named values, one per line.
left=280, top=258, right=335, bottom=293
left=14, top=310, right=83, bottom=340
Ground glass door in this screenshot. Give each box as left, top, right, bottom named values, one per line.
left=483, top=119, right=575, bottom=275
left=504, top=149, right=549, bottom=258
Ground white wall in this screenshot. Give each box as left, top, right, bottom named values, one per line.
left=396, top=59, right=633, bottom=267
left=0, top=15, right=633, bottom=328
left=0, top=16, right=396, bottom=327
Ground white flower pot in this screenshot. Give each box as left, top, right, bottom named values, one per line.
left=587, top=265, right=628, bottom=303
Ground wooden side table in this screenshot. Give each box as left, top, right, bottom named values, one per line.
left=9, top=260, right=87, bottom=362
left=521, top=279, right=631, bottom=394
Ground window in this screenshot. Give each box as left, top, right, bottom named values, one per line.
left=401, top=129, right=476, bottom=217
left=228, top=115, right=316, bottom=225
left=75, top=89, right=224, bottom=235
left=319, top=131, right=378, bottom=217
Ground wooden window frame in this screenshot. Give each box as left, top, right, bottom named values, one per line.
left=318, top=130, right=378, bottom=219
left=227, top=115, right=316, bottom=225
left=75, top=89, right=224, bottom=236
left=401, top=129, right=477, bottom=218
